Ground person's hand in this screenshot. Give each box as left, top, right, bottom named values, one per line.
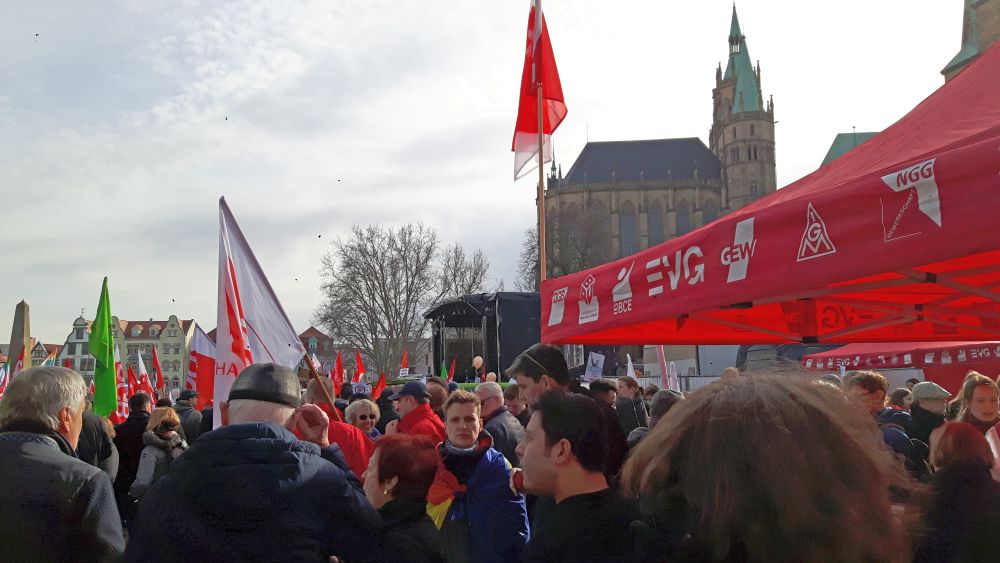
left=509, top=467, right=524, bottom=495
left=385, top=419, right=399, bottom=436
left=290, top=403, right=330, bottom=448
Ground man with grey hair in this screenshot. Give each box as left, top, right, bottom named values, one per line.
left=125, top=363, right=378, bottom=561
left=476, top=381, right=526, bottom=467
left=0, top=366, right=125, bottom=561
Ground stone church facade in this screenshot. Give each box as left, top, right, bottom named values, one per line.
left=544, top=7, right=776, bottom=278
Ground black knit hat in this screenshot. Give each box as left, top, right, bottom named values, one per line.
left=227, top=363, right=301, bottom=408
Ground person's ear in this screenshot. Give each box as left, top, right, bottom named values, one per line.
left=57, top=405, right=74, bottom=435
left=220, top=401, right=230, bottom=426
left=552, top=438, right=572, bottom=465
left=384, top=475, right=399, bottom=496
left=540, top=375, right=553, bottom=390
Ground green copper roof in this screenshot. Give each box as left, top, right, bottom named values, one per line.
left=821, top=132, right=879, bottom=166
left=942, top=0, right=979, bottom=75
left=725, top=6, right=762, bottom=114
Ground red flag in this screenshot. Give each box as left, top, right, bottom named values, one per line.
left=447, top=356, right=457, bottom=382
left=135, top=353, right=157, bottom=400
left=335, top=351, right=344, bottom=383
left=63, top=357, right=72, bottom=369
left=151, top=344, right=165, bottom=394
left=401, top=350, right=408, bottom=370
left=329, top=365, right=344, bottom=397
left=354, top=351, right=365, bottom=383
left=127, top=365, right=140, bottom=394
left=371, top=372, right=387, bottom=400
left=110, top=345, right=129, bottom=425
left=512, top=0, right=567, bottom=180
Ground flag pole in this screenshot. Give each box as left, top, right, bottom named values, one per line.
left=303, top=352, right=343, bottom=422
left=536, top=0, right=547, bottom=284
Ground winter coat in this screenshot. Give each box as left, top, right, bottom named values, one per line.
left=483, top=406, right=526, bottom=467
left=0, top=419, right=125, bottom=562
left=910, top=403, right=945, bottom=448
left=113, top=409, right=151, bottom=496
left=398, top=402, right=447, bottom=444
left=353, top=497, right=446, bottom=563
left=914, top=463, right=1000, bottom=562
left=427, top=431, right=529, bottom=563
left=173, top=400, right=203, bottom=443
left=124, top=421, right=379, bottom=562
left=130, top=429, right=187, bottom=499
left=315, top=402, right=374, bottom=480
left=76, top=410, right=118, bottom=480
left=616, top=396, right=649, bottom=436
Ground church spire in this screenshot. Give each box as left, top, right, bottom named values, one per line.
left=724, top=5, right=761, bottom=114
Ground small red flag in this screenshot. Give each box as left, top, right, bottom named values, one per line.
left=329, top=365, right=344, bottom=397
left=447, top=356, right=457, bottom=382
left=63, top=358, right=72, bottom=369
left=354, top=351, right=365, bottom=383
left=401, top=350, right=408, bottom=370
left=371, top=372, right=387, bottom=400
left=127, top=365, right=140, bottom=395
left=512, top=0, right=567, bottom=180
left=151, top=344, right=165, bottom=393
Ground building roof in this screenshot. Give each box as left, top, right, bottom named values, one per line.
left=119, top=318, right=194, bottom=339
left=726, top=7, right=762, bottom=114
left=44, top=344, right=62, bottom=355
left=560, top=138, right=721, bottom=185
left=820, top=131, right=879, bottom=166
left=942, top=0, right=980, bottom=76
left=299, top=326, right=329, bottom=339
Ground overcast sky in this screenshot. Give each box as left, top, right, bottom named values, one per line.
left=0, top=0, right=962, bottom=343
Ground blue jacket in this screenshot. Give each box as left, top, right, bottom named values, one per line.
left=125, top=421, right=378, bottom=562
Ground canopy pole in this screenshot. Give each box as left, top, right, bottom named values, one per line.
left=536, top=0, right=547, bottom=284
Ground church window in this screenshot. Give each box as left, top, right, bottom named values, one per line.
left=75, top=328, right=84, bottom=340
left=619, top=202, right=639, bottom=256
left=703, top=200, right=720, bottom=225
left=131, top=326, right=142, bottom=337
left=647, top=200, right=665, bottom=246
left=750, top=124, right=756, bottom=136
left=750, top=183, right=759, bottom=196
left=675, top=200, right=693, bottom=236
left=747, top=147, right=752, bottom=161
left=753, top=146, right=759, bottom=160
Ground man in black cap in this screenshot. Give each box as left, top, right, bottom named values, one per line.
left=385, top=381, right=446, bottom=444
left=125, top=364, right=378, bottom=561
left=173, top=389, right=203, bottom=443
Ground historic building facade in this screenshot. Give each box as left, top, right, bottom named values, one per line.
left=544, top=7, right=776, bottom=278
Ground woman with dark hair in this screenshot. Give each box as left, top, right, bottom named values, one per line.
left=915, top=422, right=1000, bottom=562
left=616, top=376, right=649, bottom=436
left=359, top=434, right=445, bottom=563
left=887, top=388, right=913, bottom=411
left=623, top=376, right=914, bottom=562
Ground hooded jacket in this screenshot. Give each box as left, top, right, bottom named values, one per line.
left=124, top=421, right=378, bottom=562
left=130, top=429, right=187, bottom=499
left=427, top=431, right=529, bottom=563
left=0, top=419, right=125, bottom=562
left=398, top=402, right=446, bottom=444
left=173, top=400, right=203, bottom=443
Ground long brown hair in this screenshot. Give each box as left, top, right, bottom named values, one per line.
left=957, top=371, right=998, bottom=419
left=622, top=375, right=914, bottom=561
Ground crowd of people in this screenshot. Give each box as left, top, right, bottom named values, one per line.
left=2, top=344, right=1000, bottom=561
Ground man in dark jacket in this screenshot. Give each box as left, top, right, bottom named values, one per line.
left=909, top=381, right=950, bottom=446
left=125, top=364, right=378, bottom=562
left=476, top=381, right=526, bottom=467
left=0, top=366, right=125, bottom=561
left=173, top=389, right=203, bottom=442
left=77, top=401, right=118, bottom=480
left=113, top=391, right=153, bottom=513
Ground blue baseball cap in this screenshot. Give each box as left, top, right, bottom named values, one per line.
left=388, top=381, right=431, bottom=401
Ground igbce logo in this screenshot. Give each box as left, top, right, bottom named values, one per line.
left=881, top=158, right=941, bottom=227
left=721, top=218, right=756, bottom=283
left=578, top=274, right=600, bottom=325
left=547, top=287, right=568, bottom=326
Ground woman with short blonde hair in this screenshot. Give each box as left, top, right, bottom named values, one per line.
left=346, top=399, right=381, bottom=441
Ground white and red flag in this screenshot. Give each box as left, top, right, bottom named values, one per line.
left=11, top=347, right=25, bottom=376
left=186, top=324, right=216, bottom=394
left=135, top=352, right=157, bottom=399
left=151, top=344, right=165, bottom=395
left=512, top=0, right=567, bottom=180
left=0, top=363, right=8, bottom=399
left=215, top=197, right=306, bottom=426
left=110, top=344, right=130, bottom=425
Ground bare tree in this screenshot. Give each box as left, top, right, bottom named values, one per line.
left=439, top=243, right=491, bottom=298
left=314, top=224, right=441, bottom=377
left=514, top=226, right=540, bottom=292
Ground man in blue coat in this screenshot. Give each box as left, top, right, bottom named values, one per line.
left=125, top=364, right=379, bottom=562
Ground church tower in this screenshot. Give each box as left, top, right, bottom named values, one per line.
left=710, top=6, right=777, bottom=209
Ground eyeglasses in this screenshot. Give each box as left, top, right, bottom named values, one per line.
left=357, top=414, right=376, bottom=421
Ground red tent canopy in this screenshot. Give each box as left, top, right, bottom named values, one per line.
left=802, top=342, right=1000, bottom=392
left=541, top=43, right=1000, bottom=346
